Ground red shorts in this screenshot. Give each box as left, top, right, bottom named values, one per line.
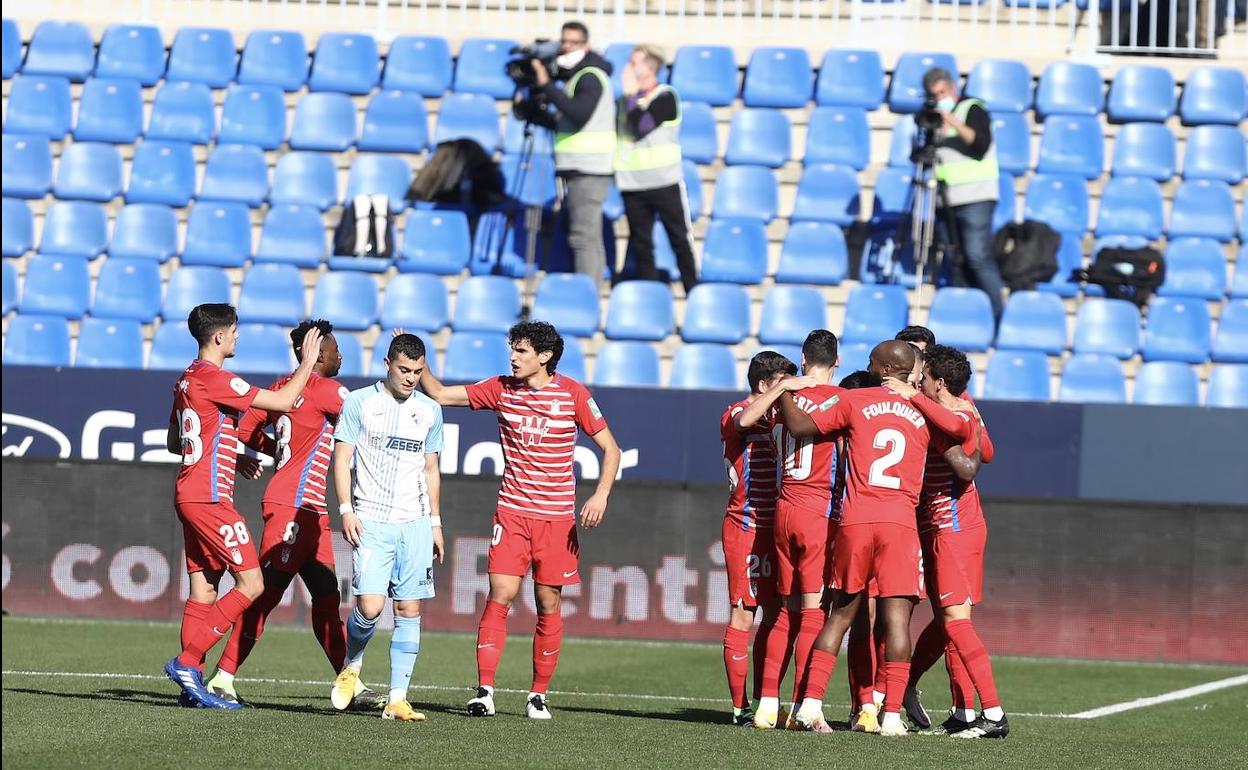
left=489, top=510, right=580, bottom=586
left=774, top=499, right=834, bottom=596
left=177, top=501, right=260, bottom=574
left=921, top=524, right=986, bottom=607
left=722, top=519, right=778, bottom=608
left=258, top=503, right=337, bottom=575
left=830, top=522, right=924, bottom=599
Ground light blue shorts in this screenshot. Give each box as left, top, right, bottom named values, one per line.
left=351, top=519, right=435, bottom=601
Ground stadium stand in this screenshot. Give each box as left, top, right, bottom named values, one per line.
left=381, top=272, right=450, bottom=333
left=238, top=29, right=308, bottom=91
left=219, top=84, right=288, bottom=150
left=53, top=142, right=123, bottom=202
left=39, top=201, right=108, bottom=259
left=983, top=349, right=1051, bottom=401
left=594, top=340, right=662, bottom=387
left=531, top=273, right=600, bottom=339
left=74, top=77, right=144, bottom=143
left=382, top=35, right=452, bottom=96
left=1132, top=361, right=1200, bottom=406
left=74, top=317, right=144, bottom=369
left=308, top=32, right=379, bottom=94
left=2, top=198, right=34, bottom=257
left=452, top=38, right=517, bottom=99
left=238, top=263, right=306, bottom=326
left=146, top=81, right=216, bottom=144
left=109, top=204, right=179, bottom=263
left=19, top=254, right=90, bottom=319
left=742, top=47, right=813, bottom=109
left=4, top=314, right=71, bottom=366
left=166, top=27, right=237, bottom=87
left=1059, top=354, right=1127, bottom=403
left=7, top=74, right=73, bottom=138
left=443, top=331, right=511, bottom=382
left=669, top=343, right=739, bottom=390
left=92, top=258, right=163, bottom=323
left=682, top=283, right=752, bottom=345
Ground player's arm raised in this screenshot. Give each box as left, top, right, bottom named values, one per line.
left=418, top=368, right=472, bottom=407
left=777, top=391, right=819, bottom=438
left=580, top=426, right=621, bottom=528
left=883, top=376, right=974, bottom=442
left=251, top=327, right=323, bottom=412
left=733, top=375, right=819, bottom=431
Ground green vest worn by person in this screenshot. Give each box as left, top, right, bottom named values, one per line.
left=553, top=66, right=617, bottom=176
left=934, top=97, right=999, bottom=207
left=615, top=84, right=683, bottom=192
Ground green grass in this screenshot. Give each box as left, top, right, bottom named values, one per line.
left=3, top=616, right=1246, bottom=769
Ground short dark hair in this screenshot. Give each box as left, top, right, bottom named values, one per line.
left=922, top=67, right=955, bottom=94
left=895, top=325, right=937, bottom=348
left=839, top=370, right=881, bottom=389
left=291, top=319, right=334, bottom=361
left=562, top=21, right=589, bottom=40
left=924, top=344, right=973, bottom=396
left=187, top=303, right=238, bottom=345
left=747, top=351, right=798, bottom=392
left=802, top=329, right=839, bottom=368
left=387, top=333, right=426, bottom=364
left=510, top=321, right=563, bottom=374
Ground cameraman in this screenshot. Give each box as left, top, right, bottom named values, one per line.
left=514, top=21, right=616, bottom=285
left=923, top=67, right=1005, bottom=322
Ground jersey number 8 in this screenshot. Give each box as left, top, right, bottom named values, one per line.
left=179, top=409, right=203, bottom=466
left=274, top=415, right=294, bottom=470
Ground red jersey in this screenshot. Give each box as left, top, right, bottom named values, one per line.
left=721, top=399, right=780, bottom=531
left=920, top=406, right=990, bottom=534
left=171, top=360, right=261, bottom=505
left=238, top=373, right=347, bottom=514
left=775, top=384, right=843, bottom=515
left=466, top=374, right=608, bottom=520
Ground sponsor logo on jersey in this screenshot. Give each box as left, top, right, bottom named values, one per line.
left=229, top=378, right=250, bottom=396
left=588, top=398, right=602, bottom=420
left=386, top=437, right=425, bottom=452
left=818, top=395, right=840, bottom=411
left=518, top=415, right=549, bottom=447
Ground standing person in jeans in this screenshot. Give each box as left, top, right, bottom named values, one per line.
left=615, top=44, right=699, bottom=294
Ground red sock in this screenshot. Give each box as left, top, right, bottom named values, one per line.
left=750, top=613, right=777, bottom=701
left=847, top=623, right=876, bottom=708
left=873, top=634, right=888, bottom=696
left=882, top=661, right=911, bottom=714
left=759, top=604, right=794, bottom=698
left=216, top=583, right=284, bottom=675
left=944, top=640, right=976, bottom=710
left=908, top=619, right=947, bottom=689
left=181, top=599, right=212, bottom=667
left=310, top=593, right=347, bottom=673
left=475, top=600, right=509, bottom=687
left=722, top=626, right=751, bottom=709
left=178, top=590, right=252, bottom=667
left=531, top=612, right=563, bottom=694
left=945, top=618, right=1000, bottom=709
left=803, top=648, right=838, bottom=701
left=791, top=607, right=825, bottom=703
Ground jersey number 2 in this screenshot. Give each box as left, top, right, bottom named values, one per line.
left=868, top=429, right=906, bottom=489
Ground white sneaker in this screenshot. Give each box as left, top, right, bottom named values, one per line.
left=525, top=692, right=553, bottom=720
left=467, top=686, right=496, bottom=717
left=879, top=711, right=909, bottom=737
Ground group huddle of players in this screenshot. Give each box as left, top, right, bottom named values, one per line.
left=719, top=326, right=1009, bottom=739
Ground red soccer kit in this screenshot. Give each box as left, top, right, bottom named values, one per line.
left=720, top=400, right=780, bottom=608
left=238, top=373, right=347, bottom=575
left=466, top=374, right=608, bottom=586
left=171, top=360, right=262, bottom=574
left=773, top=385, right=842, bottom=596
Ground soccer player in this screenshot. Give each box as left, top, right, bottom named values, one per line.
left=418, top=321, right=621, bottom=720
left=203, top=320, right=383, bottom=709
left=330, top=333, right=445, bottom=722
left=719, top=351, right=798, bottom=725
left=895, top=325, right=936, bottom=351
left=164, top=304, right=322, bottom=709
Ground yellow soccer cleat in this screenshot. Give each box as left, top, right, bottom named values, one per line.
left=753, top=703, right=788, bottom=729
left=852, top=703, right=881, bottom=734
left=330, top=668, right=360, bottom=711
left=382, top=700, right=427, bottom=721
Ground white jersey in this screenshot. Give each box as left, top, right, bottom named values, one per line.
left=335, top=382, right=444, bottom=524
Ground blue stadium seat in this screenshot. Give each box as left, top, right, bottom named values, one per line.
left=232, top=323, right=294, bottom=375
left=345, top=156, right=412, bottom=211
left=2, top=133, right=52, bottom=198
left=6, top=75, right=71, bottom=137
left=926, top=287, right=995, bottom=352
left=1142, top=297, right=1211, bottom=363
left=1035, top=61, right=1103, bottom=118
left=74, top=77, right=143, bottom=143
left=218, top=84, right=287, bottom=150
left=603, top=181, right=624, bottom=221
left=1037, top=231, right=1085, bottom=298
left=1073, top=297, right=1139, bottom=359
left=605, top=281, right=675, bottom=341
left=531, top=273, right=599, bottom=338
left=815, top=49, right=885, bottom=109
left=380, top=272, right=449, bottom=332
left=1132, top=361, right=1199, bottom=405
left=805, top=107, right=870, bottom=170
left=359, top=91, right=429, bottom=153
left=1160, top=238, right=1227, bottom=300
left=995, top=290, right=1067, bottom=354
left=3, top=314, right=71, bottom=366
left=1232, top=244, right=1248, bottom=300
left=842, top=284, right=908, bottom=346
left=677, top=101, right=718, bottom=165
left=146, top=81, right=216, bottom=144
left=271, top=152, right=338, bottom=210
left=1182, top=125, right=1247, bottom=184
left=1024, top=173, right=1089, bottom=234
left=126, top=139, right=196, bottom=206
left=742, top=47, right=812, bottom=108
left=199, top=143, right=270, bottom=206
left=1094, top=176, right=1163, bottom=240
left=2, top=198, right=34, bottom=256
left=502, top=112, right=554, bottom=156
left=181, top=202, right=253, bottom=267
left=92, top=257, right=162, bottom=322
left=53, top=142, right=123, bottom=202
left=889, top=52, right=958, bottom=114
left=1169, top=179, right=1237, bottom=242
left=965, top=58, right=1032, bottom=113
left=681, top=283, right=750, bottom=344
left=40, top=201, right=108, bottom=259
left=433, top=92, right=501, bottom=152
left=1037, top=115, right=1105, bottom=180
left=452, top=275, right=520, bottom=333
left=443, top=331, right=510, bottom=382
left=1058, top=354, right=1126, bottom=403
left=148, top=322, right=200, bottom=370
left=1110, top=122, right=1176, bottom=181
left=983, top=349, right=1050, bottom=401
left=711, top=165, right=778, bottom=222
left=1106, top=65, right=1175, bottom=123
left=557, top=336, right=587, bottom=383
left=886, top=116, right=918, bottom=167
left=255, top=204, right=325, bottom=268
left=724, top=108, right=791, bottom=168
left=469, top=211, right=564, bottom=278
left=453, top=38, right=517, bottom=99
left=2, top=260, right=17, bottom=315
left=162, top=266, right=231, bottom=321
left=311, top=272, right=379, bottom=331
left=238, top=30, right=308, bottom=91
left=791, top=164, right=860, bottom=226
left=19, top=254, right=90, bottom=318
left=593, top=340, right=661, bottom=387
left=776, top=221, right=849, bottom=285
left=1178, top=67, right=1247, bottom=126
left=669, top=343, right=739, bottom=390
left=699, top=219, right=768, bottom=285
left=2, top=19, right=20, bottom=79
left=109, top=204, right=178, bottom=262
left=869, top=166, right=916, bottom=230
left=397, top=209, right=471, bottom=275
left=383, top=35, right=452, bottom=96
left=500, top=152, right=558, bottom=208
left=290, top=91, right=358, bottom=151
left=683, top=160, right=704, bottom=220
left=1213, top=300, right=1248, bottom=364
left=370, top=329, right=439, bottom=376
left=995, top=172, right=1018, bottom=231
left=23, top=21, right=93, bottom=81
left=830, top=340, right=868, bottom=375
left=1242, top=206, right=1247, bottom=242
left=670, top=45, right=738, bottom=106
left=309, top=32, right=379, bottom=94
left=1207, top=365, right=1248, bottom=408
left=167, top=27, right=237, bottom=87
left=237, top=263, right=305, bottom=326
left=334, top=331, right=364, bottom=377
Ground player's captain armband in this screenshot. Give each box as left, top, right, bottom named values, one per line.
left=818, top=395, right=840, bottom=411
left=229, top=377, right=251, bottom=395
left=588, top=398, right=603, bottom=420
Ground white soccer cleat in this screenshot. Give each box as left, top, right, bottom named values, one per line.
left=793, top=700, right=829, bottom=732
left=879, top=711, right=909, bottom=737
left=525, top=692, right=553, bottom=720
left=467, top=686, right=496, bottom=717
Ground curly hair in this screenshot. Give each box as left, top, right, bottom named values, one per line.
left=924, top=344, right=973, bottom=396
left=290, top=319, right=334, bottom=361
left=510, top=321, right=564, bottom=374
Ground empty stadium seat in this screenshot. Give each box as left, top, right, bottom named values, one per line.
left=146, top=81, right=216, bottom=144
left=815, top=49, right=885, bottom=109
left=1212, top=300, right=1248, bottom=364
left=290, top=91, right=358, bottom=152
left=271, top=152, right=338, bottom=210
left=1106, top=65, right=1175, bottom=123
left=1233, top=245, right=1248, bottom=300
left=1207, top=365, right=1248, bottom=408
left=500, top=152, right=558, bottom=208
left=1024, top=173, right=1089, bottom=234
left=4, top=314, right=71, bottom=366
left=382, top=35, right=452, bottom=95
left=889, top=52, right=958, bottom=114
left=2, top=19, right=20, bottom=79
left=238, top=262, right=305, bottom=326
left=92, top=257, right=162, bottom=322
left=1073, top=298, right=1139, bottom=359
left=1159, top=238, right=1227, bottom=300
left=2, top=198, right=34, bottom=256
left=1110, top=122, right=1176, bottom=181
left=775, top=221, right=849, bottom=285
left=126, top=139, right=196, bottom=206
left=1059, top=354, right=1126, bottom=403
left=1178, top=67, right=1247, bottom=126
left=680, top=283, right=750, bottom=344
left=791, top=164, right=860, bottom=226
left=670, top=45, right=738, bottom=106
left=5, top=75, right=72, bottom=138
left=926, top=287, right=996, bottom=352
left=433, top=92, right=501, bottom=152
left=20, top=254, right=90, bottom=318
left=1132, top=361, right=1199, bottom=405
left=53, top=142, right=123, bottom=202
left=2, top=261, right=17, bottom=315
left=594, top=340, right=661, bottom=387
left=605, top=281, right=675, bottom=341
left=345, top=155, right=412, bottom=211
left=742, top=47, right=812, bottom=108
left=107, top=204, right=177, bottom=263
left=995, top=290, right=1067, bottom=354
left=380, top=272, right=449, bottom=332
left=995, top=172, right=1019, bottom=232
left=838, top=341, right=873, bottom=375
left=453, top=38, right=517, bottom=99
left=23, top=21, right=93, bottom=81
left=443, top=331, right=511, bottom=382
left=1038, top=231, right=1085, bottom=298
left=683, top=160, right=705, bottom=220
left=1182, top=125, right=1247, bottom=184
left=452, top=275, right=520, bottom=333
left=1094, top=176, right=1164, bottom=240
left=886, top=116, right=918, bottom=168
left=2, top=134, right=52, bottom=198
left=254, top=204, right=325, bottom=268
left=711, top=165, right=778, bottom=222
left=232, top=323, right=295, bottom=374
left=805, top=106, right=870, bottom=170
left=503, top=112, right=555, bottom=156
left=238, top=30, right=308, bottom=91
left=1142, top=297, right=1211, bottom=363
left=167, top=27, right=237, bottom=87
left=218, top=84, right=287, bottom=150
left=199, top=143, right=270, bottom=206
left=869, top=165, right=916, bottom=229
left=309, top=32, right=379, bottom=94
left=359, top=91, right=429, bottom=153
left=983, top=349, right=1050, bottom=401
left=965, top=58, right=1032, bottom=113
left=558, top=336, right=587, bottom=383
left=699, top=220, right=768, bottom=284
left=370, top=329, right=439, bottom=377
left=1169, top=179, right=1237, bottom=242
left=991, top=112, right=1031, bottom=176
left=1037, top=115, right=1105, bottom=179
left=1035, top=61, right=1103, bottom=118
left=669, top=343, right=739, bottom=390
left=531, top=273, right=599, bottom=338
left=335, top=332, right=364, bottom=378
left=163, top=266, right=231, bottom=321
left=181, top=202, right=253, bottom=267
left=40, top=201, right=108, bottom=259
left=148, top=322, right=199, bottom=370
left=308, top=272, right=378, bottom=332
left=724, top=108, right=792, bottom=168
left=842, top=285, right=909, bottom=346
left=397, top=210, right=471, bottom=275
left=74, top=77, right=143, bottom=143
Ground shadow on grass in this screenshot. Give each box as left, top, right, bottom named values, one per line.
left=552, top=705, right=730, bottom=725
left=2, top=686, right=383, bottom=718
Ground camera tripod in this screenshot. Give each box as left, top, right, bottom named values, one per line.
left=900, top=143, right=957, bottom=320
left=493, top=116, right=561, bottom=321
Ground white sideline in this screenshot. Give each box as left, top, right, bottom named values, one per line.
left=1065, top=673, right=1248, bottom=720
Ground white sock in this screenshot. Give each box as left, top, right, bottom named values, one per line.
left=957, top=708, right=977, bottom=723
left=345, top=660, right=363, bottom=673
left=528, top=691, right=545, bottom=703
left=212, top=669, right=234, bottom=685
left=983, top=706, right=1004, bottom=721
left=873, top=689, right=885, bottom=707
left=388, top=687, right=406, bottom=705
left=799, top=697, right=823, bottom=715
left=758, top=696, right=779, bottom=712
left=478, top=685, right=494, bottom=697
left=880, top=711, right=904, bottom=730
left=859, top=700, right=878, bottom=713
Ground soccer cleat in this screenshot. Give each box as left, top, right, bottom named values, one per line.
left=793, top=702, right=829, bottom=732
left=164, top=658, right=240, bottom=710
left=467, top=686, right=496, bottom=717
left=879, top=712, right=909, bottom=737
left=526, top=693, right=553, bottom=720
left=931, top=713, right=974, bottom=735
left=957, top=714, right=1010, bottom=739
left=381, top=700, right=427, bottom=721
left=206, top=671, right=251, bottom=708
left=330, top=668, right=360, bottom=711
left=852, top=703, right=880, bottom=734
left=348, top=686, right=387, bottom=711
left=751, top=704, right=789, bottom=730
left=903, top=687, right=931, bottom=729
left=732, top=706, right=755, bottom=726
left=177, top=692, right=200, bottom=708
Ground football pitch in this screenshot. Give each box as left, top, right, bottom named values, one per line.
left=3, top=616, right=1245, bottom=769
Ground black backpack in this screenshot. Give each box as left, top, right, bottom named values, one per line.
left=1076, top=246, right=1166, bottom=307
left=992, top=220, right=1061, bottom=291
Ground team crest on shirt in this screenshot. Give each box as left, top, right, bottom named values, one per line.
left=518, top=415, right=549, bottom=446
left=229, top=377, right=250, bottom=395
left=231, top=548, right=243, bottom=565
left=280, top=547, right=291, bottom=564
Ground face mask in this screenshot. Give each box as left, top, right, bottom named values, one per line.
left=556, top=48, right=586, bottom=70
left=937, top=97, right=956, bottom=112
